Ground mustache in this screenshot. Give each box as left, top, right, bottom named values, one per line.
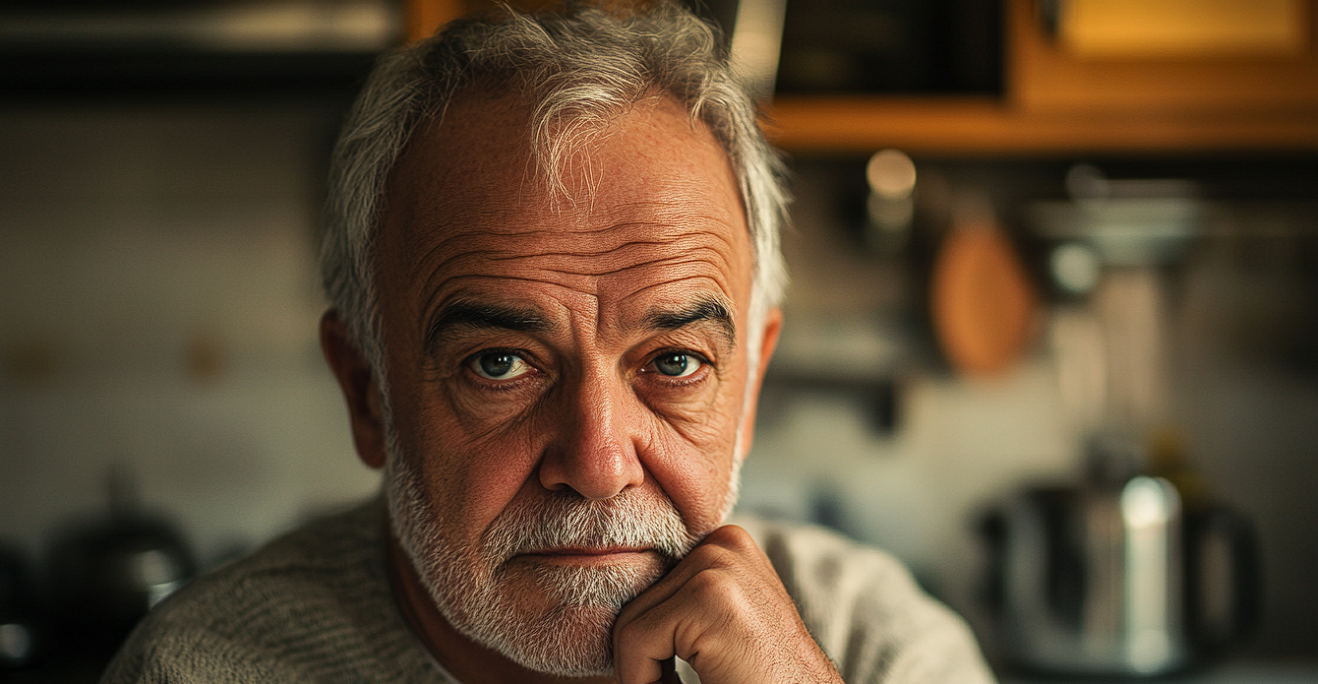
left=483, top=488, right=698, bottom=564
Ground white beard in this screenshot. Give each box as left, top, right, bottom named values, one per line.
left=384, top=440, right=713, bottom=677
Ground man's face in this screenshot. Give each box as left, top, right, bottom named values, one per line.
left=368, top=93, right=767, bottom=675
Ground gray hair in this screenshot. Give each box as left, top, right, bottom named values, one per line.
left=319, top=1, right=788, bottom=389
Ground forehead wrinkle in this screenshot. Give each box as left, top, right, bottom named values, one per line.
left=415, top=189, right=740, bottom=242
left=404, top=228, right=484, bottom=292
left=480, top=239, right=680, bottom=264
left=406, top=223, right=676, bottom=282
left=430, top=219, right=736, bottom=252
left=397, top=178, right=744, bottom=278
left=607, top=196, right=743, bottom=223
left=390, top=188, right=513, bottom=282
left=616, top=275, right=737, bottom=323
left=536, top=252, right=734, bottom=281
left=474, top=225, right=737, bottom=261
left=596, top=195, right=741, bottom=222
left=416, top=229, right=735, bottom=293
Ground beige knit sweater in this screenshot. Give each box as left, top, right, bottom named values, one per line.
left=102, top=499, right=995, bottom=684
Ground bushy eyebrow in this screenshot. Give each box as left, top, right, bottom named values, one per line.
left=426, top=300, right=550, bottom=349
left=642, top=295, right=736, bottom=347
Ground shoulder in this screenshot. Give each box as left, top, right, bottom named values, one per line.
left=731, top=516, right=997, bottom=684
left=101, top=498, right=438, bottom=684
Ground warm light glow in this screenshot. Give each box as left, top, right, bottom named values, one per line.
left=866, top=149, right=917, bottom=200
left=1062, top=0, right=1307, bottom=57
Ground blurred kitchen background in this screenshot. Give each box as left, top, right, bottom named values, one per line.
left=1, top=0, right=1315, bottom=680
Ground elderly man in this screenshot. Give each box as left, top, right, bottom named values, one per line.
left=104, top=3, right=993, bottom=683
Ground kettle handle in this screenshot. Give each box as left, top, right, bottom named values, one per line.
left=1185, top=505, right=1261, bottom=657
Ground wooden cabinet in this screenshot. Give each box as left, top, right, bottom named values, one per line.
left=768, top=0, right=1317, bottom=154
left=1015, top=0, right=1316, bottom=114
left=405, top=0, right=1318, bottom=154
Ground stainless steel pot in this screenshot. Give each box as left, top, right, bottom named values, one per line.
left=981, top=476, right=1259, bottom=676
left=48, top=511, right=197, bottom=651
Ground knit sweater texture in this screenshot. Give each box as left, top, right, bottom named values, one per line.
left=102, top=499, right=995, bottom=684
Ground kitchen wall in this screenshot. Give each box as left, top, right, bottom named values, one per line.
left=0, top=101, right=380, bottom=568
left=737, top=155, right=1318, bottom=658
left=1, top=103, right=1314, bottom=660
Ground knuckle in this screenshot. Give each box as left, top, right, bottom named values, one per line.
left=688, top=534, right=749, bottom=569
left=685, top=566, right=722, bottom=598
left=706, top=524, right=756, bottom=552
left=686, top=565, right=739, bottom=604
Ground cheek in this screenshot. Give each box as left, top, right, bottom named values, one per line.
left=636, top=368, right=746, bottom=533
left=647, top=445, right=736, bottom=535
left=394, top=390, right=545, bottom=547
left=437, top=371, right=549, bottom=435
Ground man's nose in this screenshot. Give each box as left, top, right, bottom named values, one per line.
left=538, top=370, right=645, bottom=500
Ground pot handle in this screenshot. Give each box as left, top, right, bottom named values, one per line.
left=1186, top=505, right=1261, bottom=657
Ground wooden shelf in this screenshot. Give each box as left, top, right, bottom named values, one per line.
left=763, top=0, right=1318, bottom=155
left=406, top=0, right=1318, bottom=155
left=762, top=96, right=1318, bottom=155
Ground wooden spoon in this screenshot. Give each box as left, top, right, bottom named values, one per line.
left=930, top=218, right=1038, bottom=376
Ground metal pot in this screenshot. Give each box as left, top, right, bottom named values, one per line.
left=0, top=544, right=44, bottom=668
left=47, top=512, right=196, bottom=652
left=981, top=476, right=1259, bottom=676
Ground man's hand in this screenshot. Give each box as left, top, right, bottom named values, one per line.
left=612, top=525, right=844, bottom=684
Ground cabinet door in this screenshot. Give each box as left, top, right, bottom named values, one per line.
left=1011, top=0, right=1318, bottom=114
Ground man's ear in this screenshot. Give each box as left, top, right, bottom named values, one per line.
left=320, top=310, right=388, bottom=470
left=737, top=306, right=783, bottom=458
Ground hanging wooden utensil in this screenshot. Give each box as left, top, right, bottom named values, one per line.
left=930, top=216, right=1038, bottom=376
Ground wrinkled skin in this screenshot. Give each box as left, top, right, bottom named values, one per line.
left=321, top=92, right=841, bottom=684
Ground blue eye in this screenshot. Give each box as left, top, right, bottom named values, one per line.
left=470, top=352, right=531, bottom=380
left=653, top=352, right=702, bottom=378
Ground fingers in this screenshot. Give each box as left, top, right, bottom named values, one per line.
left=616, top=525, right=760, bottom=627
left=613, top=525, right=779, bottom=684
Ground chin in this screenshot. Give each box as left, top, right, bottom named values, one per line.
left=445, top=560, right=665, bottom=677
left=384, top=444, right=690, bottom=678
left=484, top=602, right=620, bottom=677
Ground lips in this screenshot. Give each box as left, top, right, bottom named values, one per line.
left=531, top=546, right=650, bottom=556
left=516, top=546, right=657, bottom=565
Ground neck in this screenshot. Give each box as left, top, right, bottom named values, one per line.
left=384, top=528, right=616, bottom=684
